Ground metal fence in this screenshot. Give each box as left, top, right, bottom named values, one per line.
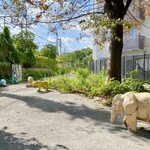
left=124, top=54, right=150, bottom=80
left=88, top=54, right=150, bottom=80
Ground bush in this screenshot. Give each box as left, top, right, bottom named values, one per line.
left=23, top=68, right=56, bottom=81
left=77, top=68, right=90, bottom=79
left=121, top=78, right=148, bottom=92
left=48, top=68, right=106, bottom=95
left=57, top=67, right=67, bottom=75
left=0, top=62, right=11, bottom=79
left=48, top=76, right=73, bottom=93
left=34, top=55, right=56, bottom=68
left=47, top=68, right=149, bottom=105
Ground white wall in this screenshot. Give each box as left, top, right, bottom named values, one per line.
left=141, top=16, right=150, bottom=52
left=122, top=16, right=150, bottom=56
left=93, top=42, right=109, bottom=60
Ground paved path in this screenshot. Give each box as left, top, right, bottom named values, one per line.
left=0, top=83, right=150, bottom=150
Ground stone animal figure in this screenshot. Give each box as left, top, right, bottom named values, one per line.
left=28, top=76, right=34, bottom=84
left=32, top=81, right=49, bottom=91
left=26, top=76, right=34, bottom=87
left=110, top=92, right=150, bottom=132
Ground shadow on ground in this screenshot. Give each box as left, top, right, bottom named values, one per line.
left=0, top=129, right=69, bottom=150
left=0, top=92, right=112, bottom=123
left=0, top=129, right=48, bottom=150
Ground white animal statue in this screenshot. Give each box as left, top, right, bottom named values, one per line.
left=110, top=92, right=150, bottom=132
left=26, top=76, right=34, bottom=88
left=27, top=76, right=34, bottom=84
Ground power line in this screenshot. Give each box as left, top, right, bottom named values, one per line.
left=28, top=29, right=56, bottom=43
left=30, top=27, right=52, bottom=38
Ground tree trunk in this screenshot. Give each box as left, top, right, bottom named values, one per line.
left=106, top=24, right=123, bottom=82
left=105, top=0, right=125, bottom=82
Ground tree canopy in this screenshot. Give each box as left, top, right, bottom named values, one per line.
left=12, top=30, right=38, bottom=67
left=0, top=26, right=21, bottom=63
left=57, top=47, right=92, bottom=68
left=41, top=44, right=57, bottom=59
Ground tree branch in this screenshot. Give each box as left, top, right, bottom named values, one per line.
left=104, top=0, right=113, bottom=18
left=123, top=0, right=132, bottom=17
left=37, top=11, right=105, bottom=24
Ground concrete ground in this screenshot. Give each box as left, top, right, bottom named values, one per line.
left=0, top=83, right=150, bottom=150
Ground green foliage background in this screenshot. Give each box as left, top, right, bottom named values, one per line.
left=48, top=68, right=149, bottom=105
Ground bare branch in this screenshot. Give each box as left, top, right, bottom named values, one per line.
left=123, top=0, right=132, bottom=17
left=38, top=11, right=105, bottom=24
left=127, top=10, right=150, bottom=31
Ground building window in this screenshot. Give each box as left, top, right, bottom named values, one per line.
left=130, top=29, right=135, bottom=39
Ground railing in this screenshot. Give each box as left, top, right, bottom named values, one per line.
left=129, top=8, right=145, bottom=20
left=136, top=9, right=145, bottom=20
left=123, top=35, right=145, bottom=50
left=89, top=54, right=150, bottom=80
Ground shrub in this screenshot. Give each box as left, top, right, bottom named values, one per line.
left=48, top=68, right=106, bottom=95
left=57, top=67, right=67, bottom=75
left=98, top=80, right=129, bottom=100
left=23, top=69, right=56, bottom=81
left=77, top=68, right=90, bottom=79
left=34, top=55, right=57, bottom=69
left=48, top=76, right=73, bottom=93
left=0, top=62, right=11, bottom=79
left=121, top=78, right=148, bottom=92
left=47, top=68, right=149, bottom=105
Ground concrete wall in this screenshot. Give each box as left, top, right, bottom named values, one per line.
left=93, top=42, right=109, bottom=60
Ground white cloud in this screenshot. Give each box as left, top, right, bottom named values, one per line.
left=83, top=44, right=93, bottom=49
left=47, top=36, right=56, bottom=43
left=79, top=36, right=91, bottom=43
left=10, top=26, right=21, bottom=35
left=60, top=37, right=74, bottom=46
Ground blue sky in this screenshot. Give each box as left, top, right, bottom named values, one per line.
left=0, top=18, right=93, bottom=53
left=30, top=23, right=93, bottom=53
left=0, top=19, right=93, bottom=53
left=0, top=0, right=93, bottom=53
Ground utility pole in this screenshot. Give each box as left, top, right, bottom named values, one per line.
left=4, top=16, right=6, bottom=26
left=56, top=32, right=59, bottom=54
left=25, top=5, right=28, bottom=34
left=56, top=32, right=62, bottom=55
left=59, top=38, right=62, bottom=54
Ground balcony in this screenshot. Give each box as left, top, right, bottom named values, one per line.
left=136, top=9, right=145, bottom=20
left=129, top=8, right=145, bottom=20
left=123, top=35, right=145, bottom=50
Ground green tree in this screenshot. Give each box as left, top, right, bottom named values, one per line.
left=0, top=26, right=14, bottom=63
left=13, top=30, right=38, bottom=67
left=41, top=44, right=57, bottom=59
left=74, top=47, right=92, bottom=67
left=0, top=26, right=21, bottom=64
left=57, top=47, right=92, bottom=68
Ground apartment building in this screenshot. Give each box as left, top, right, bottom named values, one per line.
left=92, top=2, right=150, bottom=80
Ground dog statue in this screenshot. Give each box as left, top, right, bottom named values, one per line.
left=32, top=80, right=49, bottom=91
